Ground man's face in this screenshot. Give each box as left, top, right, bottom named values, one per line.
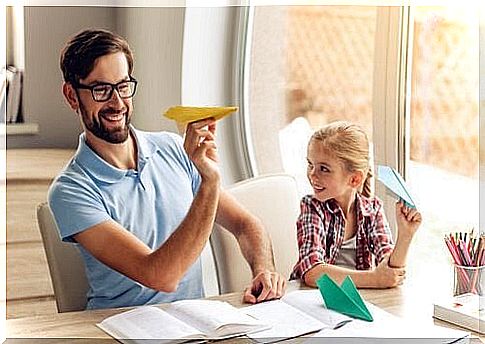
left=74, top=52, right=133, bottom=144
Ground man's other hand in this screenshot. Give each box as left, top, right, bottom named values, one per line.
left=242, top=270, right=287, bottom=304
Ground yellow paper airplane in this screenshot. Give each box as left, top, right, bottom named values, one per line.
left=163, top=106, right=238, bottom=123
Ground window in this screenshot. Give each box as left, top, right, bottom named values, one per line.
left=405, top=7, right=479, bottom=286
left=242, top=5, right=479, bottom=290
left=247, top=6, right=378, bottom=194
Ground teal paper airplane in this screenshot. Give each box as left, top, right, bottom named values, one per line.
left=316, top=274, right=373, bottom=322
left=376, top=165, right=416, bottom=208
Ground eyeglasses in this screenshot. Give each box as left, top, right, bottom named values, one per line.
left=73, top=77, right=138, bottom=102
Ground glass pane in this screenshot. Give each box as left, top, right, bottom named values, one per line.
left=406, top=7, right=479, bottom=289
left=248, top=6, right=377, bottom=194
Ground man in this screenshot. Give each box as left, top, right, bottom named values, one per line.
left=49, top=28, right=286, bottom=310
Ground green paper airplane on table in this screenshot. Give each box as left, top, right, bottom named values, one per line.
left=316, top=274, right=373, bottom=322
left=376, top=165, right=416, bottom=209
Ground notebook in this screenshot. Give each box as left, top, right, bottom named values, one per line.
left=97, top=299, right=269, bottom=344
left=315, top=301, right=470, bottom=343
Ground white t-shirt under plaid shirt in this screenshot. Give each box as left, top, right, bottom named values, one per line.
left=291, top=193, right=394, bottom=280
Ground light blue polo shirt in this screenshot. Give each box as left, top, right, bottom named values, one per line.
left=48, top=127, right=204, bottom=310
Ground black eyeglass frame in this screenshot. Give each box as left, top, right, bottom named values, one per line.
left=72, top=76, right=138, bottom=102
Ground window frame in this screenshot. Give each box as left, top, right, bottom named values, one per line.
left=372, top=6, right=412, bottom=229
left=236, top=5, right=413, bottom=235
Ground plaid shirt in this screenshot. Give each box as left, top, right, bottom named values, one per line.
left=291, top=193, right=394, bottom=280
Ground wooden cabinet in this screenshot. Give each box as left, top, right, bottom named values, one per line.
left=6, top=149, right=74, bottom=318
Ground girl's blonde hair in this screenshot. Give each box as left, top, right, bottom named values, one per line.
left=310, top=121, right=373, bottom=197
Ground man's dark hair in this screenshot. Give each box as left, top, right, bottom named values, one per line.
left=60, top=29, right=134, bottom=84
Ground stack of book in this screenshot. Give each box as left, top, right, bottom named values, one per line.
left=434, top=293, right=484, bottom=335
left=4, top=65, right=24, bottom=124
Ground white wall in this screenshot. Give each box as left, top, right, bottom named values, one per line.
left=10, top=6, right=245, bottom=192
left=182, top=6, right=253, bottom=296
left=9, top=7, right=117, bottom=148
left=182, top=6, right=246, bottom=186
left=9, top=6, right=185, bottom=148
left=115, top=7, right=184, bottom=134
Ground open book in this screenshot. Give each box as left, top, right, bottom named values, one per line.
left=97, top=299, right=269, bottom=344
left=242, top=289, right=353, bottom=342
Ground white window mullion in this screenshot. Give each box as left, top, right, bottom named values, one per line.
left=6, top=6, right=24, bottom=69
left=399, top=6, right=412, bottom=178
left=233, top=5, right=258, bottom=179
left=372, top=6, right=410, bottom=235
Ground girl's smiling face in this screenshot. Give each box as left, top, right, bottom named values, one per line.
left=306, top=139, right=356, bottom=204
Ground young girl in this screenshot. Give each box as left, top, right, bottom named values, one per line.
left=291, top=121, right=422, bottom=288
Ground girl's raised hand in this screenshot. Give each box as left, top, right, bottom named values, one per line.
left=395, top=200, right=422, bottom=239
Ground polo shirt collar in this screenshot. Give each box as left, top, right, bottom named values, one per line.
left=74, top=126, right=160, bottom=184
left=133, top=127, right=160, bottom=169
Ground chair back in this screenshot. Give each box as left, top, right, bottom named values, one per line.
left=210, top=174, right=300, bottom=293
left=37, top=202, right=89, bottom=312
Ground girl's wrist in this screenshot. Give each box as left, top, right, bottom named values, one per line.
left=388, top=251, right=407, bottom=268
left=388, top=259, right=405, bottom=269
left=396, top=232, right=414, bottom=244
left=356, top=269, right=377, bottom=288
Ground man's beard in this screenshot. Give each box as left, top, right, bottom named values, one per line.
left=79, top=103, right=131, bottom=144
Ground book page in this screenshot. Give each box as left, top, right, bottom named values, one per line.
left=243, top=299, right=326, bottom=343
left=314, top=302, right=469, bottom=341
left=166, top=299, right=267, bottom=338
left=97, top=305, right=204, bottom=342
left=282, top=289, right=352, bottom=327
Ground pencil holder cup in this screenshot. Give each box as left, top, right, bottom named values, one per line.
left=453, top=264, right=485, bottom=296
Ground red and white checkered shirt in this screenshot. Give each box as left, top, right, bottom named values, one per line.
left=291, top=193, right=394, bottom=280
